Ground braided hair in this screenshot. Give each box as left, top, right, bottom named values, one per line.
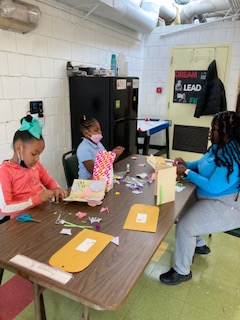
left=79, top=115, right=97, bottom=135
left=209, top=111, right=240, bottom=201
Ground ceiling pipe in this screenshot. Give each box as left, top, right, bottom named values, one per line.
left=85, top=0, right=177, bottom=33
left=180, top=0, right=231, bottom=24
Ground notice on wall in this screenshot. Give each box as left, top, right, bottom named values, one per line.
left=173, top=70, right=207, bottom=104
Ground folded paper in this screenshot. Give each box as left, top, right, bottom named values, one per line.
left=64, top=179, right=106, bottom=202
left=93, top=150, right=116, bottom=192
left=155, top=163, right=176, bottom=205
left=123, top=204, right=160, bottom=233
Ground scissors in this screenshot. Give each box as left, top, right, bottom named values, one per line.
left=16, top=214, right=41, bottom=223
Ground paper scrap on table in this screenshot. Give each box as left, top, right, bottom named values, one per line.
left=132, top=190, right=143, bottom=194
left=87, top=200, right=103, bottom=207
left=138, top=163, right=146, bottom=167
left=175, top=184, right=186, bottom=192
left=131, top=156, right=137, bottom=160
left=55, top=214, right=65, bottom=225
left=75, top=211, right=87, bottom=219
left=136, top=173, right=148, bottom=179
left=111, top=237, right=119, bottom=246
left=100, top=207, right=109, bottom=213
left=60, top=228, right=72, bottom=235
left=113, top=179, right=120, bottom=184
left=89, top=217, right=102, bottom=224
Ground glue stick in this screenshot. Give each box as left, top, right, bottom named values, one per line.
left=127, top=163, right=130, bottom=173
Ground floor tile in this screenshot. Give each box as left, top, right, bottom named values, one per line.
left=125, top=286, right=184, bottom=320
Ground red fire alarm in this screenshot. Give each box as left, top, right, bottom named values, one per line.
left=156, top=87, right=162, bottom=93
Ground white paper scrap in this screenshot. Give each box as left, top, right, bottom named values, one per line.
left=136, top=173, right=148, bottom=179
left=136, top=213, right=147, bottom=223
left=132, top=190, right=143, bottom=194
left=76, top=238, right=96, bottom=252
left=9, top=254, right=73, bottom=285
left=111, top=237, right=119, bottom=246
left=60, top=228, right=72, bottom=235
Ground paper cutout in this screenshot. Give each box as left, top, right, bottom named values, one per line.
left=75, top=211, right=87, bottom=219
left=131, top=156, right=137, bottom=160
left=132, top=190, right=143, bottom=194
left=111, top=237, right=119, bottom=246
left=136, top=173, right=148, bottom=179
left=64, top=179, right=106, bottom=202
left=49, top=229, right=114, bottom=272
left=89, top=217, right=102, bottom=224
left=87, top=200, right=103, bottom=207
left=60, top=228, right=72, bottom=235
left=138, top=163, right=146, bottom=167
left=100, top=207, right=109, bottom=213
left=55, top=214, right=65, bottom=225
left=123, top=204, right=160, bottom=233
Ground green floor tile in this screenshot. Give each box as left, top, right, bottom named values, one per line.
left=125, top=286, right=184, bottom=320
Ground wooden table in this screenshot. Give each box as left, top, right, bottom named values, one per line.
left=0, top=155, right=196, bottom=320
left=137, top=120, right=171, bottom=157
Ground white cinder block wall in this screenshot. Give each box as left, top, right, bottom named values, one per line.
left=140, top=21, right=240, bottom=146
left=0, top=0, right=144, bottom=188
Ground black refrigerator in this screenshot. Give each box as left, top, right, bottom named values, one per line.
left=68, top=76, right=139, bottom=160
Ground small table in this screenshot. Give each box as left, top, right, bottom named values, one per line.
left=0, top=155, right=195, bottom=320
left=137, top=120, right=171, bottom=157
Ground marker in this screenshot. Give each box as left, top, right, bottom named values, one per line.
left=127, top=164, right=130, bottom=173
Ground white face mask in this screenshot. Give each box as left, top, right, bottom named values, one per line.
left=89, top=133, right=103, bottom=144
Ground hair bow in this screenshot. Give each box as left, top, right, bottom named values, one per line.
left=19, top=118, right=43, bottom=139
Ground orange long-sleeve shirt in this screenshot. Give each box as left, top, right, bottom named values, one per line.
left=0, top=161, right=60, bottom=219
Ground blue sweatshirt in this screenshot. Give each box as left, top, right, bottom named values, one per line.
left=186, top=141, right=240, bottom=198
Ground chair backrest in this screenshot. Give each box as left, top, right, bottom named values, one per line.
left=62, top=150, right=78, bottom=188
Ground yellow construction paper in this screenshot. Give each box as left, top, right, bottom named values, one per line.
left=123, top=204, right=160, bottom=233
left=49, top=229, right=114, bottom=272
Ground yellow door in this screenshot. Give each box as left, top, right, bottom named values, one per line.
left=167, top=45, right=230, bottom=161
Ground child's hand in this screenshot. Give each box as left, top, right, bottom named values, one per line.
left=52, top=188, right=68, bottom=203
left=39, top=190, right=54, bottom=203
left=112, top=146, right=125, bottom=158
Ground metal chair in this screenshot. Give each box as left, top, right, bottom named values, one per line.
left=62, top=149, right=79, bottom=188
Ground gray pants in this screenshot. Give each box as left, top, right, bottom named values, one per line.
left=173, top=193, right=240, bottom=275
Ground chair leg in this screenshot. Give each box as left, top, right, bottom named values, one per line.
left=0, top=267, right=4, bottom=285
left=40, top=292, right=47, bottom=320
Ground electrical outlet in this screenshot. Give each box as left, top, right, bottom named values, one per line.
left=30, top=101, right=43, bottom=114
